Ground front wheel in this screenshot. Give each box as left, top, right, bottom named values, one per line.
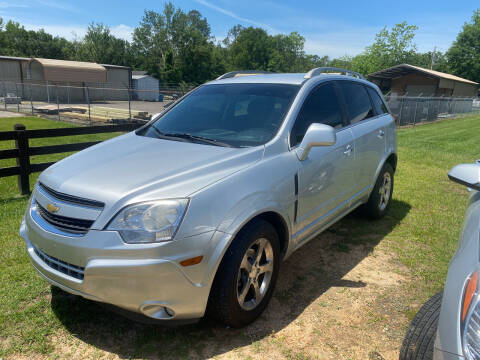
left=363, top=163, right=394, bottom=219
left=208, top=219, right=280, bottom=328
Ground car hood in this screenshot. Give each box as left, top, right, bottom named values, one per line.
left=39, top=132, right=264, bottom=212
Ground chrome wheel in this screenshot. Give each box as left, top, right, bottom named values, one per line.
left=378, top=172, right=392, bottom=211
left=236, top=238, right=274, bottom=311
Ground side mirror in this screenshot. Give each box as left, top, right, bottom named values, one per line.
left=296, top=123, right=336, bottom=161
left=448, top=163, right=480, bottom=191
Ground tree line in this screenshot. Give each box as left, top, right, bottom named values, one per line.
left=1, top=3, right=479, bottom=85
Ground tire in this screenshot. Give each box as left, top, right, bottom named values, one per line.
left=207, top=219, right=281, bottom=328
left=363, top=162, right=394, bottom=219
left=399, top=291, right=443, bottom=360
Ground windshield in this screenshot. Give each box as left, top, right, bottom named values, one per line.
left=141, top=83, right=300, bottom=147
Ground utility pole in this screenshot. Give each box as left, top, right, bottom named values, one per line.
left=430, top=46, right=437, bottom=69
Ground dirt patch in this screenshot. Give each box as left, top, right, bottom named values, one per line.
left=204, top=238, right=410, bottom=360
left=0, top=110, right=25, bottom=118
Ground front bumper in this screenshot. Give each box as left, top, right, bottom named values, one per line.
left=20, top=210, right=218, bottom=321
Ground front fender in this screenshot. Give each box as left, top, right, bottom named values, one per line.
left=216, top=193, right=291, bottom=236
left=199, top=194, right=292, bottom=290
left=185, top=150, right=298, bottom=298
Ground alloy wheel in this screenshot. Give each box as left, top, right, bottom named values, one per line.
left=236, top=237, right=274, bottom=311
left=378, top=172, right=392, bottom=211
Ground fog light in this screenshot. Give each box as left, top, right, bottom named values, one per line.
left=140, top=302, right=176, bottom=319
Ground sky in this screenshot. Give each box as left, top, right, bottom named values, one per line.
left=2, top=0, right=479, bottom=58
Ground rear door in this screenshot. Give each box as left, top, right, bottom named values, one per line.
left=337, top=81, right=389, bottom=200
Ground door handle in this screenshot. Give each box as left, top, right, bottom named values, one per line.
left=343, top=144, right=353, bottom=156
left=377, top=129, right=385, bottom=139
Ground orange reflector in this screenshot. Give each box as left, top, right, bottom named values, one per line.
left=180, top=256, right=203, bottom=267
left=463, top=271, right=478, bottom=322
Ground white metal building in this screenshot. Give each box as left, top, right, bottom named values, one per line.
left=132, top=74, right=159, bottom=101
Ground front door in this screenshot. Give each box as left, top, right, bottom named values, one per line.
left=290, top=82, right=355, bottom=245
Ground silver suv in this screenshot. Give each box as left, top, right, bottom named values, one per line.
left=20, top=68, right=397, bottom=327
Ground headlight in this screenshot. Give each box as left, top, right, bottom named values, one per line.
left=107, top=199, right=188, bottom=243
left=462, top=271, right=480, bottom=360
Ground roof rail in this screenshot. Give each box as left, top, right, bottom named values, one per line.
left=304, top=67, right=365, bottom=80
left=216, top=70, right=274, bottom=80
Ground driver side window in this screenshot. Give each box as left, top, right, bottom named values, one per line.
left=290, top=82, right=344, bottom=147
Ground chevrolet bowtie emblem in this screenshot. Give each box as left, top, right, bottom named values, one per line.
left=46, top=203, right=60, bottom=213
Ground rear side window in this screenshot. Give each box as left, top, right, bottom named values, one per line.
left=339, top=82, right=375, bottom=125
left=366, top=87, right=389, bottom=115
left=290, top=83, right=343, bottom=147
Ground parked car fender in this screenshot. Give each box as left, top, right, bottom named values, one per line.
left=188, top=164, right=294, bottom=289
left=435, top=191, right=480, bottom=355
left=199, top=202, right=291, bottom=290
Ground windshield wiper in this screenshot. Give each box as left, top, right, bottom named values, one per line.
left=149, top=125, right=166, bottom=138
left=162, top=133, right=233, bottom=148
left=146, top=125, right=233, bottom=147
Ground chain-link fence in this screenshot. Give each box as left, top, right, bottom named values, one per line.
left=385, top=95, right=480, bottom=126
left=1, top=80, right=479, bottom=127
left=0, top=81, right=196, bottom=125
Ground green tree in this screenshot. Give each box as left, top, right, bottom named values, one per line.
left=228, top=27, right=271, bottom=70
left=268, top=32, right=306, bottom=72
left=346, top=22, right=418, bottom=75
left=76, top=23, right=132, bottom=66
left=224, top=26, right=315, bottom=73
left=329, top=55, right=353, bottom=70
left=0, top=19, right=73, bottom=59
left=131, top=3, right=224, bottom=84
left=446, top=9, right=480, bottom=83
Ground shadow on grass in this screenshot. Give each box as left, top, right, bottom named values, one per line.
left=51, top=199, right=411, bottom=359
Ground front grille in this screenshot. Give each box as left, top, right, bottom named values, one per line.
left=37, top=202, right=94, bottom=234
left=39, top=183, right=104, bottom=209
left=33, top=245, right=85, bottom=280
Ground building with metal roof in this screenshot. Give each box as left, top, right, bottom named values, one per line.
left=0, top=55, right=131, bottom=102
left=30, top=58, right=107, bottom=83
left=132, top=73, right=159, bottom=101
left=368, top=64, right=478, bottom=97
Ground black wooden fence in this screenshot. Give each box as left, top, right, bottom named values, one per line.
left=0, top=123, right=142, bottom=195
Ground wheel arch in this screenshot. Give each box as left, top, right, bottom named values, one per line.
left=243, top=211, right=290, bottom=258
left=385, top=152, right=397, bottom=172
left=365, top=151, right=397, bottom=202
left=373, top=151, right=397, bottom=184
left=206, top=208, right=291, bottom=287
left=219, top=209, right=291, bottom=261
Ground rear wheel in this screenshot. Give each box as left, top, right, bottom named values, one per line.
left=208, top=219, right=280, bottom=328
left=363, top=163, right=394, bottom=219
left=399, top=291, right=443, bottom=360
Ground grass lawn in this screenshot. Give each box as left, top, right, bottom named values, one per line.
left=0, top=117, right=125, bottom=355
left=0, top=114, right=479, bottom=358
